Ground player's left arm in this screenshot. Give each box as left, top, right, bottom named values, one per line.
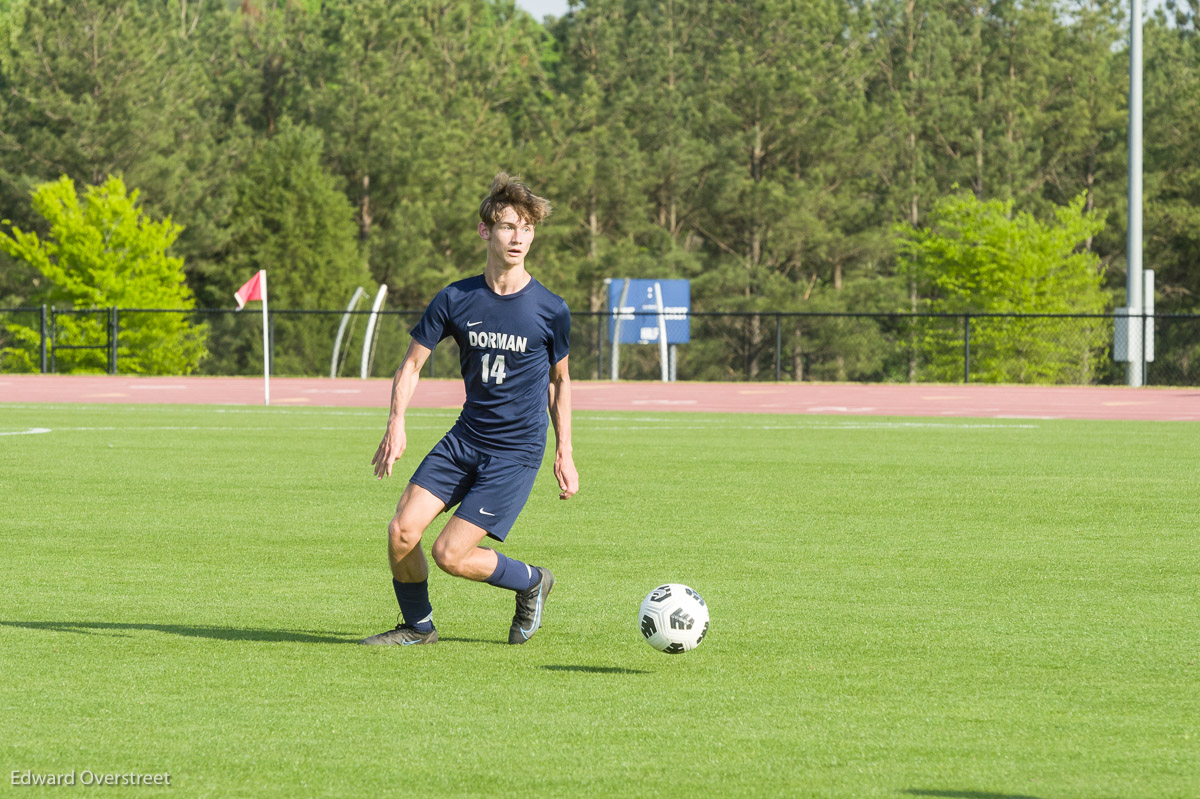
left=548, top=354, right=579, bottom=500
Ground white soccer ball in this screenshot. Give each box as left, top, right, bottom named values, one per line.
left=638, top=583, right=710, bottom=654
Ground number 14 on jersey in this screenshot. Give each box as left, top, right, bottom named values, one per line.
left=480, top=353, right=507, bottom=385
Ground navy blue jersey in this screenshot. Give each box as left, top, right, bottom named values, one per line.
left=410, top=275, right=570, bottom=465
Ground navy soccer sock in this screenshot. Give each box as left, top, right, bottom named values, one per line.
left=392, top=579, right=434, bottom=632
left=485, top=551, right=540, bottom=592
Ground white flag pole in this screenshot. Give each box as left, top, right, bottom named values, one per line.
left=1126, top=0, right=1144, bottom=386
left=260, top=270, right=270, bottom=406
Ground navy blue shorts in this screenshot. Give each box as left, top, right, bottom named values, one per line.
left=409, top=432, right=541, bottom=542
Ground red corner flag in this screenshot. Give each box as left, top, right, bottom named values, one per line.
left=234, top=270, right=270, bottom=405
left=234, top=270, right=265, bottom=310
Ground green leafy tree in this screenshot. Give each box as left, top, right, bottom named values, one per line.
left=0, top=175, right=206, bottom=373
left=897, top=190, right=1110, bottom=383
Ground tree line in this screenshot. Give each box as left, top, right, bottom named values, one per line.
left=1, top=0, right=1198, bottom=375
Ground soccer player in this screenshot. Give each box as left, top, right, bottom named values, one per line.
left=360, top=173, right=578, bottom=647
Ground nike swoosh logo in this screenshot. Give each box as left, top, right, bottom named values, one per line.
left=467, top=321, right=483, bottom=327
left=520, top=583, right=546, bottom=638
left=401, top=638, right=423, bottom=646
left=479, top=508, right=496, bottom=516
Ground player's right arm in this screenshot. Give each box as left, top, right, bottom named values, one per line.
left=372, top=339, right=433, bottom=480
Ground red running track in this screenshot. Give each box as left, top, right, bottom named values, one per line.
left=1, top=374, right=1197, bottom=421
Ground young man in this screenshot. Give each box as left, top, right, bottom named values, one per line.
left=360, top=173, right=578, bottom=647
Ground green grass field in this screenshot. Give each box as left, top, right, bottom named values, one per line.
left=1, top=402, right=1197, bottom=798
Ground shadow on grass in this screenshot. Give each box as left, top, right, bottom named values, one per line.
left=436, top=636, right=508, bottom=646
left=0, top=620, right=358, bottom=644
left=541, top=665, right=651, bottom=675
left=903, top=790, right=1048, bottom=799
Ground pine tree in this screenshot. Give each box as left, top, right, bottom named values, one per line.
left=0, top=0, right=242, bottom=307
left=215, top=123, right=368, bottom=376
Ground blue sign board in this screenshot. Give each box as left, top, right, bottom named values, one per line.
left=608, top=279, right=691, bottom=344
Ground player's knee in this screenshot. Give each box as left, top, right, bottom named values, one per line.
left=387, top=516, right=422, bottom=555
left=430, top=538, right=465, bottom=577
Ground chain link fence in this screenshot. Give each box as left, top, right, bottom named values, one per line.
left=3, top=306, right=1198, bottom=386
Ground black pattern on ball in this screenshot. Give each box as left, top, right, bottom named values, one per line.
left=641, top=614, right=657, bottom=638
left=669, top=608, right=694, bottom=630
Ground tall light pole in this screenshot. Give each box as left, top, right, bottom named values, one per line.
left=1126, top=0, right=1144, bottom=386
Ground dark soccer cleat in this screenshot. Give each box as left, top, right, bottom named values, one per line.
left=509, top=566, right=554, bottom=645
left=357, top=624, right=438, bottom=646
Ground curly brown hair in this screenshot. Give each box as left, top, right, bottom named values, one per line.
left=478, top=172, right=552, bottom=227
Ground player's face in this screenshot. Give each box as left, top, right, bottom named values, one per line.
left=481, top=207, right=535, bottom=267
